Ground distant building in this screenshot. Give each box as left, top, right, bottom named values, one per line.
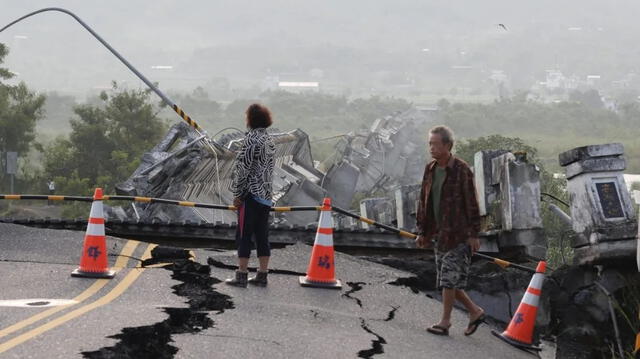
left=261, top=72, right=322, bottom=93
left=586, top=75, right=601, bottom=87
left=541, top=70, right=578, bottom=90
left=489, top=70, right=507, bottom=83
left=277, top=81, right=320, bottom=93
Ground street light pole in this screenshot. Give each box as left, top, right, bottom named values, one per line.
left=0, top=7, right=223, bottom=154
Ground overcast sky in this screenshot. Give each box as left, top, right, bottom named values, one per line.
left=2, top=1, right=640, bottom=97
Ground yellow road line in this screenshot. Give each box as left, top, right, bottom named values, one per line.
left=0, top=244, right=156, bottom=354
left=0, top=240, right=139, bottom=340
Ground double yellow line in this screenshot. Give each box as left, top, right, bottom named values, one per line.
left=0, top=240, right=156, bottom=354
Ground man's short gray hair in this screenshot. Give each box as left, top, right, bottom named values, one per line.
left=429, top=125, right=455, bottom=147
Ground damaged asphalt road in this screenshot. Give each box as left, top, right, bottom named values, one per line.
left=192, top=243, right=534, bottom=358
left=82, top=259, right=234, bottom=359
left=0, top=223, right=535, bottom=358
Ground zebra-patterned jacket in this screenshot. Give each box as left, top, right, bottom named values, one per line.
left=231, top=127, right=276, bottom=201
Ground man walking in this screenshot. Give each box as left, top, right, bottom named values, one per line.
left=416, top=125, right=485, bottom=336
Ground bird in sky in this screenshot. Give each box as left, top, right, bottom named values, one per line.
left=497, top=23, right=508, bottom=31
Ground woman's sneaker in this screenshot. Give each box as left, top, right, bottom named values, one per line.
left=248, top=271, right=268, bottom=287
left=225, top=271, right=248, bottom=288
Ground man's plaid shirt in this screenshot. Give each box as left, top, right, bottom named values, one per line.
left=416, top=155, right=481, bottom=251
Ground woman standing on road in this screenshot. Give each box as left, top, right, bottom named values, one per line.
left=225, top=104, right=276, bottom=288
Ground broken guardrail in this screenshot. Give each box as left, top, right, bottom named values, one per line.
left=0, top=193, right=537, bottom=273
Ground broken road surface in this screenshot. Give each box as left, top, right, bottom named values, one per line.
left=0, top=223, right=537, bottom=358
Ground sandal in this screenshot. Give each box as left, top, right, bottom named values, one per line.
left=464, top=313, right=485, bottom=336
left=426, top=324, right=450, bottom=336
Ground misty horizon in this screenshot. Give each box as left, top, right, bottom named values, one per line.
left=2, top=1, right=640, bottom=101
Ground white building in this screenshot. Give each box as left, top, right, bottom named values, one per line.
left=277, top=81, right=320, bottom=93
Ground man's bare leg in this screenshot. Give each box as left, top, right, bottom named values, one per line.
left=456, top=289, right=485, bottom=334
left=434, top=288, right=456, bottom=328
left=455, top=289, right=484, bottom=318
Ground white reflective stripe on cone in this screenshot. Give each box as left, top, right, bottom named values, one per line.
left=89, top=202, right=104, bottom=218
left=318, top=212, right=333, bottom=228
left=86, top=223, right=105, bottom=236
left=314, top=233, right=334, bottom=247
left=521, top=291, right=540, bottom=306
left=529, top=273, right=544, bottom=290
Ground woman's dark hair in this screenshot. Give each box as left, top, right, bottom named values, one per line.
left=246, top=103, right=273, bottom=129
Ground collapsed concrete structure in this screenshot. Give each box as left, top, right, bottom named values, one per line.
left=108, top=107, right=639, bottom=267
left=108, top=107, right=432, bottom=230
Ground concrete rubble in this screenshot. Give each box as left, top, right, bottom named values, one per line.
left=108, top=107, right=432, bottom=230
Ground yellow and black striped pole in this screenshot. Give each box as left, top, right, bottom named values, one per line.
left=0, top=194, right=93, bottom=203
left=1, top=192, right=537, bottom=273
left=331, top=205, right=416, bottom=239
left=172, top=105, right=202, bottom=132
left=331, top=205, right=537, bottom=273
left=0, top=193, right=321, bottom=212
left=0, top=8, right=205, bottom=135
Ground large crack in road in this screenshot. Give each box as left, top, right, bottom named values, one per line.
left=206, top=257, right=306, bottom=276
left=357, top=318, right=387, bottom=358
left=383, top=306, right=399, bottom=322
left=342, top=281, right=366, bottom=308
left=341, top=281, right=392, bottom=358
left=82, top=255, right=234, bottom=358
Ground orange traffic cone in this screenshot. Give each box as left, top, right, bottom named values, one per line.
left=492, top=261, right=546, bottom=351
left=299, top=198, right=342, bottom=289
left=71, top=188, right=115, bottom=278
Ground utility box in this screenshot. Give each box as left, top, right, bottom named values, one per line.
left=559, top=143, right=638, bottom=265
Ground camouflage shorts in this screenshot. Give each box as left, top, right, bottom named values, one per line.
left=436, top=242, right=471, bottom=290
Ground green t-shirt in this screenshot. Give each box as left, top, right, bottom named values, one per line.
left=430, top=166, right=446, bottom=226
